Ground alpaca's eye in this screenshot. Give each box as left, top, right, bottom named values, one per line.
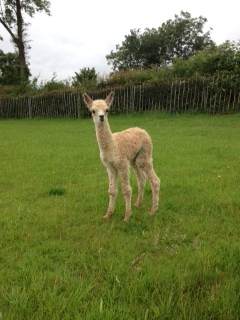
left=106, top=109, right=109, bottom=113
left=92, top=110, right=95, bottom=114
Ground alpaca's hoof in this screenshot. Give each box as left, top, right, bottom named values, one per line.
left=123, top=211, right=131, bottom=222
left=149, top=209, right=157, bottom=216
left=134, top=200, right=142, bottom=208
left=103, top=210, right=114, bottom=219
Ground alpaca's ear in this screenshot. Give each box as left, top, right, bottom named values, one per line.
left=82, top=93, right=93, bottom=110
left=105, top=92, right=114, bottom=107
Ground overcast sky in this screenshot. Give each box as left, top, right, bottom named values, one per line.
left=0, top=0, right=240, bottom=82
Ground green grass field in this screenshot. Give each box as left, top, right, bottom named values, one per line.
left=0, top=113, right=240, bottom=319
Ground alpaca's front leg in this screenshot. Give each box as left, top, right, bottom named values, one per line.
left=103, top=167, right=118, bottom=219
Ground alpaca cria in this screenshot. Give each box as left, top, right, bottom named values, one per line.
left=83, top=92, right=160, bottom=222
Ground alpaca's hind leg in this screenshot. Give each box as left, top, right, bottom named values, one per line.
left=136, top=158, right=160, bottom=215
left=103, top=166, right=118, bottom=219
left=147, top=166, right=160, bottom=215
left=119, top=164, right=132, bottom=222
left=131, top=162, right=146, bottom=207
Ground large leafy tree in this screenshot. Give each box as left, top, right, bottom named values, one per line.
left=106, top=11, right=214, bottom=71
left=0, top=0, right=51, bottom=82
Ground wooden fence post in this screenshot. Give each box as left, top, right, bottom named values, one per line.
left=28, top=97, right=32, bottom=118
left=77, top=93, right=81, bottom=118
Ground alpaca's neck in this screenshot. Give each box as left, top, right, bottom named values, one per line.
left=95, top=121, right=113, bottom=153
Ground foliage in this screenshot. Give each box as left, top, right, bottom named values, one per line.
left=172, top=40, right=240, bottom=77
left=1, top=37, right=240, bottom=98
left=37, top=73, right=71, bottom=93
left=0, top=49, right=21, bottom=85
left=106, top=11, right=214, bottom=71
left=72, top=67, right=98, bottom=88
left=160, top=11, right=214, bottom=63
left=106, top=29, right=143, bottom=71
left=0, top=0, right=51, bottom=82
left=0, top=8, right=239, bottom=95
left=0, top=114, right=240, bottom=319
left=97, top=67, right=174, bottom=88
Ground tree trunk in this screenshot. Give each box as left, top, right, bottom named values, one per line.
left=16, top=0, right=28, bottom=82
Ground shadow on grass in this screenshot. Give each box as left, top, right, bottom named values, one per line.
left=48, top=188, right=66, bottom=196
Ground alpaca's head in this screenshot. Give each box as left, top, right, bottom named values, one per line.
left=83, top=92, right=114, bottom=125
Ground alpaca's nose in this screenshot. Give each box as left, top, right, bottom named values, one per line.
left=99, top=115, right=104, bottom=122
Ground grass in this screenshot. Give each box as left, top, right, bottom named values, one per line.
left=0, top=113, right=240, bottom=319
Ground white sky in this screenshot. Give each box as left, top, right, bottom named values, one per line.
left=0, top=0, right=240, bottom=82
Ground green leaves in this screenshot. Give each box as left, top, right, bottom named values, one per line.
left=72, top=67, right=98, bottom=88
left=0, top=50, right=22, bottom=86
left=106, top=11, right=214, bottom=71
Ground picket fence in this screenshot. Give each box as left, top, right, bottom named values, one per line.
left=0, top=77, right=239, bottom=118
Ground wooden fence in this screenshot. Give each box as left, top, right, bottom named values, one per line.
left=0, top=76, right=240, bottom=118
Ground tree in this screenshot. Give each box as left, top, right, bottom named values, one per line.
left=0, top=49, right=21, bottom=85
left=0, top=0, right=51, bottom=82
left=159, top=11, right=214, bottom=64
left=106, top=29, right=143, bottom=71
left=106, top=11, right=214, bottom=71
left=139, top=28, right=166, bottom=67
left=72, top=67, right=98, bottom=87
